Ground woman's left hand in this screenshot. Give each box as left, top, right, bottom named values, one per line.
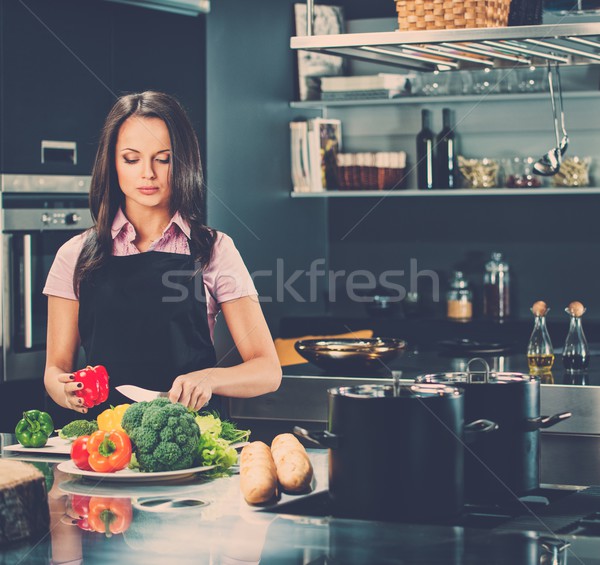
left=168, top=370, right=214, bottom=411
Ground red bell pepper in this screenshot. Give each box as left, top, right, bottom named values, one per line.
left=71, top=435, right=93, bottom=471
left=87, top=497, right=132, bottom=537
left=87, top=430, right=131, bottom=473
left=70, top=494, right=94, bottom=531
left=73, top=365, right=110, bottom=408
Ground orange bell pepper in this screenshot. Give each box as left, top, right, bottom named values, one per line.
left=87, top=430, right=131, bottom=473
left=97, top=404, right=131, bottom=433
left=87, top=497, right=132, bottom=537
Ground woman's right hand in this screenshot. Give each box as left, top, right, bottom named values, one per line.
left=57, top=373, right=88, bottom=414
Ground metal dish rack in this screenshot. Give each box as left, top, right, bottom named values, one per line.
left=292, top=2, right=600, bottom=72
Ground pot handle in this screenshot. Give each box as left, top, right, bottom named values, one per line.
left=293, top=426, right=340, bottom=449
left=464, top=419, right=499, bottom=444
left=539, top=537, right=570, bottom=565
left=525, top=412, right=572, bottom=431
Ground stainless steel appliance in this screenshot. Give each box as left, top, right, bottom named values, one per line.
left=0, top=174, right=93, bottom=382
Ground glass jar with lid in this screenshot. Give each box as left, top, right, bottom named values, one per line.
left=447, top=271, right=473, bottom=322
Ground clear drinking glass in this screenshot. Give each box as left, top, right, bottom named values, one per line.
left=516, top=66, right=545, bottom=93
left=471, top=68, right=494, bottom=95
left=421, top=71, right=449, bottom=96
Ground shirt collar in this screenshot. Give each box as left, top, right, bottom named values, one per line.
left=111, top=208, right=191, bottom=240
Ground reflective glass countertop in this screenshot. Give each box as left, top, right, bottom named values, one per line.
left=2, top=434, right=600, bottom=564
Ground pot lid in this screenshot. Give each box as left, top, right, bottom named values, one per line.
left=417, top=372, right=537, bottom=385
left=416, top=357, right=537, bottom=385
left=329, top=383, right=462, bottom=399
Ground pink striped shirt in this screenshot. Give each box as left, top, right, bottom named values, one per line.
left=43, top=208, right=258, bottom=341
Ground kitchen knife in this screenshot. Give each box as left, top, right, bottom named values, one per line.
left=116, top=385, right=168, bottom=403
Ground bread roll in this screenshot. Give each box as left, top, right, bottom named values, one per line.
left=270, top=433, right=313, bottom=493
left=239, top=442, right=277, bottom=505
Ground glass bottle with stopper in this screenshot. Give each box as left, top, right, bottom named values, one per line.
left=563, top=301, right=589, bottom=373
left=527, top=300, right=554, bottom=374
left=483, top=252, right=510, bottom=320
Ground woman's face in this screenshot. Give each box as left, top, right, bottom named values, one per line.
left=115, top=116, right=172, bottom=211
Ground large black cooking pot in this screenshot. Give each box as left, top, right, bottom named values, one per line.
left=295, top=383, right=497, bottom=522
left=417, top=359, right=572, bottom=505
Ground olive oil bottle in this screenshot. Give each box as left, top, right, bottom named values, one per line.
left=527, top=301, right=554, bottom=374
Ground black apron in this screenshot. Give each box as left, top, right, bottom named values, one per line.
left=61, top=251, right=217, bottom=423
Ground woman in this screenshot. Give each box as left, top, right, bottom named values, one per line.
left=43, top=91, right=281, bottom=420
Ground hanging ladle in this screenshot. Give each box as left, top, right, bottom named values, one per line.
left=533, top=62, right=562, bottom=176
left=556, top=63, right=569, bottom=156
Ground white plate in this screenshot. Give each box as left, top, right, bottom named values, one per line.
left=56, top=459, right=217, bottom=482
left=3, top=435, right=72, bottom=455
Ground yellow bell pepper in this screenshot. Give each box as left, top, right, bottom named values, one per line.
left=97, top=404, right=131, bottom=433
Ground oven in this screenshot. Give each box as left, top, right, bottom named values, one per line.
left=1, top=174, right=94, bottom=382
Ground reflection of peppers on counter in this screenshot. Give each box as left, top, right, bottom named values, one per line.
left=87, top=430, right=131, bottom=473
left=74, top=365, right=110, bottom=408
left=70, top=494, right=94, bottom=531
left=87, top=497, right=133, bottom=537
left=97, top=404, right=131, bottom=433
left=15, top=410, right=54, bottom=448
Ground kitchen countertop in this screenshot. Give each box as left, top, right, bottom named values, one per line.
left=3, top=434, right=600, bottom=564
left=231, top=347, right=600, bottom=434
left=280, top=346, right=600, bottom=385
left=2, top=406, right=593, bottom=562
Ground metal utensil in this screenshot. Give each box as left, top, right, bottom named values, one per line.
left=116, top=384, right=167, bottom=402
left=556, top=63, right=569, bottom=156
left=533, top=63, right=562, bottom=176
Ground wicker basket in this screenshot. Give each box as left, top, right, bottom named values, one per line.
left=395, top=0, right=512, bottom=32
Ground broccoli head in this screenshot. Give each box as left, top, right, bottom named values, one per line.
left=59, top=419, right=98, bottom=440
left=121, top=398, right=199, bottom=472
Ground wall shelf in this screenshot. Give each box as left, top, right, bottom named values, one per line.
left=290, top=90, right=600, bottom=110
left=291, top=22, right=600, bottom=72
left=291, top=188, right=600, bottom=198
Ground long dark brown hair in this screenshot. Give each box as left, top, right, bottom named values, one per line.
left=74, top=91, right=216, bottom=294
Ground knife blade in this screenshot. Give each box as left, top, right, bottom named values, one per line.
left=116, top=385, right=168, bottom=403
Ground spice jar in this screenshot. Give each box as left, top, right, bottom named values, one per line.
left=446, top=271, right=473, bottom=322
left=483, top=252, right=510, bottom=320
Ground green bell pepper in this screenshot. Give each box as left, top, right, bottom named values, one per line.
left=15, top=410, right=54, bottom=448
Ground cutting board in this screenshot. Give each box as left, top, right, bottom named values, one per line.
left=0, top=460, right=50, bottom=544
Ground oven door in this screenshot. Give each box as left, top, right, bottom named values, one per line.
left=2, top=230, right=87, bottom=381
left=2, top=199, right=93, bottom=381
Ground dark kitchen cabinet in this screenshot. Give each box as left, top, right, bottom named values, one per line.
left=111, top=4, right=207, bottom=169
left=0, top=0, right=207, bottom=176
left=0, top=0, right=113, bottom=175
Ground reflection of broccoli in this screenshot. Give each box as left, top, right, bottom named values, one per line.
left=59, top=419, right=98, bottom=439
left=121, top=398, right=199, bottom=472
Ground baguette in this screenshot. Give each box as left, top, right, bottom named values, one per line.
left=271, top=433, right=313, bottom=493
left=239, top=441, right=277, bottom=505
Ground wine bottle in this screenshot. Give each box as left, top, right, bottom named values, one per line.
left=416, top=109, right=434, bottom=190
left=436, top=108, right=457, bottom=189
